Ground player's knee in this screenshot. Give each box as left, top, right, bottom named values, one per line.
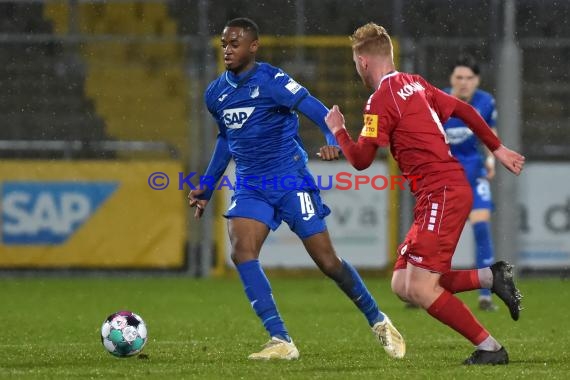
left=316, top=255, right=343, bottom=278
left=230, top=251, right=240, bottom=265
left=391, top=272, right=408, bottom=301
left=391, top=277, right=405, bottom=299
left=230, top=249, right=256, bottom=265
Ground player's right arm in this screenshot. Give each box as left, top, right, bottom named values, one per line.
left=189, top=85, right=233, bottom=219
left=325, top=105, right=380, bottom=170
left=188, top=129, right=232, bottom=219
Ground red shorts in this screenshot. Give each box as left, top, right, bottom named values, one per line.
left=394, top=185, right=473, bottom=273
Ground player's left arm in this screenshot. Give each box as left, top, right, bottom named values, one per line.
left=450, top=99, right=525, bottom=176
left=269, top=70, right=339, bottom=160
left=295, top=95, right=340, bottom=160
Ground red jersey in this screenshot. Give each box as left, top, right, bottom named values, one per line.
left=365, top=72, right=468, bottom=192
left=336, top=71, right=501, bottom=194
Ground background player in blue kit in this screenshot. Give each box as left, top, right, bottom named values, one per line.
left=443, top=56, right=499, bottom=311
left=188, top=18, right=405, bottom=360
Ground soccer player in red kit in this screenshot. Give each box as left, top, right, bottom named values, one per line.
left=325, top=22, right=524, bottom=365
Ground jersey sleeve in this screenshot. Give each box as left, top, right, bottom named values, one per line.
left=359, top=92, right=397, bottom=147
left=452, top=100, right=501, bottom=151
left=420, top=77, right=457, bottom=123
left=200, top=84, right=231, bottom=200
left=335, top=129, right=378, bottom=170
left=200, top=133, right=232, bottom=200
left=204, top=84, right=227, bottom=138
left=296, top=95, right=338, bottom=146
left=267, top=70, right=309, bottom=109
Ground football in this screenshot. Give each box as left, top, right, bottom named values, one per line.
left=101, top=311, right=148, bottom=357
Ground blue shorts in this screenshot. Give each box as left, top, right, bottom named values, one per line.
left=460, top=157, right=493, bottom=211
left=223, top=167, right=331, bottom=239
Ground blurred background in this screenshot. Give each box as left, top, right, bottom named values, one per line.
left=0, top=0, right=568, bottom=276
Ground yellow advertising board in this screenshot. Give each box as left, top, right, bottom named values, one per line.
left=0, top=161, right=186, bottom=269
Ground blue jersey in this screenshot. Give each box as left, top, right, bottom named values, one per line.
left=442, top=89, right=497, bottom=161
left=205, top=62, right=313, bottom=180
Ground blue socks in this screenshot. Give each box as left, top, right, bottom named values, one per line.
left=236, top=258, right=384, bottom=342
left=334, top=260, right=385, bottom=326
left=236, top=259, right=291, bottom=342
left=473, top=221, right=495, bottom=297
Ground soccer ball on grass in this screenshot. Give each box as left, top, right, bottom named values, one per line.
left=101, top=311, right=147, bottom=357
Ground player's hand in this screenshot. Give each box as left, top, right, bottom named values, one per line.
left=493, top=145, right=525, bottom=176
left=318, top=145, right=340, bottom=161
left=485, top=155, right=496, bottom=180
left=325, top=105, right=346, bottom=135
left=188, top=189, right=209, bottom=219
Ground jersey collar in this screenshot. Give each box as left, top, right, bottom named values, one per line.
left=377, top=70, right=399, bottom=89
left=225, top=62, right=260, bottom=88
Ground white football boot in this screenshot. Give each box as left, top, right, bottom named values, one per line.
left=248, top=336, right=300, bottom=360
left=371, top=315, right=406, bottom=359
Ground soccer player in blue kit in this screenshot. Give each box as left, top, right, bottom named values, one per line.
left=443, top=56, right=499, bottom=311
left=188, top=18, right=405, bottom=360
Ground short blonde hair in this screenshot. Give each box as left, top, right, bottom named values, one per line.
left=350, top=22, right=393, bottom=57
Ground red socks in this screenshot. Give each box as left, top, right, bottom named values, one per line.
left=427, top=290, right=489, bottom=345
left=439, top=269, right=480, bottom=293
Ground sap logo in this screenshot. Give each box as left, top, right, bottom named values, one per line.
left=396, top=81, right=425, bottom=100
left=222, top=107, right=255, bottom=129
left=445, top=126, right=473, bottom=145
left=2, top=182, right=118, bottom=245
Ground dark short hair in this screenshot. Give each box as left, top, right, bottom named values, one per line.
left=451, top=55, right=480, bottom=75
left=225, top=18, right=259, bottom=40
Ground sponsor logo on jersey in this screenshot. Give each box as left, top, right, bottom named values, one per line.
left=218, top=93, right=228, bottom=102
left=222, top=107, right=255, bottom=129
left=360, top=114, right=378, bottom=138
left=396, top=81, right=425, bottom=100
left=409, top=254, right=423, bottom=263
left=285, top=79, right=302, bottom=94
left=274, top=72, right=285, bottom=78
left=2, top=181, right=118, bottom=245
left=445, top=126, right=474, bottom=145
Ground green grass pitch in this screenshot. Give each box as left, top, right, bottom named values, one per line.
left=1, top=275, right=569, bottom=379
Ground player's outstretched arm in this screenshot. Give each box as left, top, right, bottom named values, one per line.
left=188, top=133, right=232, bottom=219
left=296, top=95, right=340, bottom=161
left=451, top=100, right=501, bottom=151
left=325, top=105, right=377, bottom=170
left=450, top=100, right=525, bottom=176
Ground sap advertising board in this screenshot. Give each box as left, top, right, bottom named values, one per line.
left=2, top=181, right=118, bottom=245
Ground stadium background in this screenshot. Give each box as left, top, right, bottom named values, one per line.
left=0, top=0, right=568, bottom=276
left=1, top=1, right=570, bottom=378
